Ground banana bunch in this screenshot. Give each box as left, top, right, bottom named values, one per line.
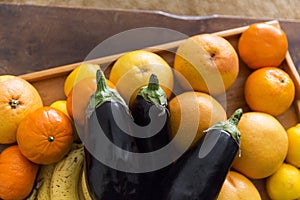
left=27, top=144, right=93, bottom=200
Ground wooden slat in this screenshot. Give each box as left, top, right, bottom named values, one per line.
left=19, top=20, right=280, bottom=81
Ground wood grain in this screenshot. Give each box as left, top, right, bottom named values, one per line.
left=1, top=3, right=300, bottom=76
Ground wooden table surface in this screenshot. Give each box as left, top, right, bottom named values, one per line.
left=0, top=3, right=300, bottom=76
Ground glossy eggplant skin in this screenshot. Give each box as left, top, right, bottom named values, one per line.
left=130, top=95, right=170, bottom=200
left=131, top=95, right=170, bottom=153
left=84, top=101, right=140, bottom=200
left=160, top=129, right=239, bottom=200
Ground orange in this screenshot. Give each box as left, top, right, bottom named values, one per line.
left=0, top=145, right=39, bottom=200
left=238, top=23, right=288, bottom=69
left=217, top=171, right=261, bottom=200
left=168, top=91, right=227, bottom=150
left=232, top=112, right=288, bottom=179
left=266, top=163, right=300, bottom=200
left=67, top=77, right=115, bottom=127
left=50, top=99, right=70, bottom=119
left=173, top=34, right=239, bottom=95
left=244, top=67, right=295, bottom=116
left=16, top=106, right=74, bottom=165
left=64, top=63, right=100, bottom=97
left=285, top=123, right=300, bottom=167
left=0, top=75, right=43, bottom=144
left=109, top=50, right=173, bottom=105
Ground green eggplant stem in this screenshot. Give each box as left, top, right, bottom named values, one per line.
left=228, top=108, right=243, bottom=127
left=147, top=74, right=159, bottom=91
left=86, top=69, right=129, bottom=117
left=138, top=74, right=167, bottom=107
left=205, top=108, right=243, bottom=145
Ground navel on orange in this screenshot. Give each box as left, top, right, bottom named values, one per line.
left=16, top=106, right=74, bottom=165
left=244, top=67, right=295, bottom=116
left=0, top=75, right=43, bottom=144
left=238, top=23, right=288, bottom=69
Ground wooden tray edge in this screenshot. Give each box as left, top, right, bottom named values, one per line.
left=18, top=20, right=280, bottom=81
left=17, top=19, right=300, bottom=121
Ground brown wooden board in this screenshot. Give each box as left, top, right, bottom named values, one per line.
left=0, top=3, right=300, bottom=76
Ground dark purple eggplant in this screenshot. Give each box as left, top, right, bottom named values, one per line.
left=130, top=74, right=170, bottom=200
left=83, top=69, right=140, bottom=200
left=130, top=74, right=170, bottom=152
left=160, top=108, right=243, bottom=200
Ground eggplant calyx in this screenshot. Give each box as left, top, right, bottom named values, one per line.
left=86, top=69, right=129, bottom=117
left=138, top=74, right=168, bottom=108
left=204, top=108, right=243, bottom=145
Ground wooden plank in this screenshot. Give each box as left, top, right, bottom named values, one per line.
left=0, top=3, right=300, bottom=76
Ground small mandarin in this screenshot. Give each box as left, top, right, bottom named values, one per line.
left=0, top=145, right=39, bottom=200
left=244, top=67, right=295, bottom=116
left=16, top=106, right=74, bottom=165
left=238, top=23, right=288, bottom=69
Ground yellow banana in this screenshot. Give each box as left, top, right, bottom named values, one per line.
left=35, top=163, right=56, bottom=200
left=50, top=147, right=84, bottom=200
left=78, top=167, right=85, bottom=200
left=80, top=169, right=93, bottom=200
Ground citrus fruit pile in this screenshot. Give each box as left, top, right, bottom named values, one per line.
left=0, top=21, right=299, bottom=200
left=234, top=23, right=299, bottom=200
left=0, top=75, right=74, bottom=199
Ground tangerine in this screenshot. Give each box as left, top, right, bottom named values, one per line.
left=16, top=106, right=74, bottom=165
left=244, top=67, right=295, bottom=116
left=238, top=23, right=288, bottom=69
left=0, top=145, right=39, bottom=200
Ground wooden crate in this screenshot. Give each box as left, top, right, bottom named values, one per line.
left=3, top=20, right=300, bottom=200
left=19, top=20, right=300, bottom=128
